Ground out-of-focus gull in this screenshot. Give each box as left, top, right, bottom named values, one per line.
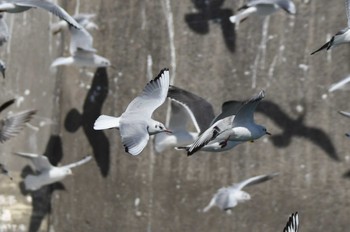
left=328, top=75, right=350, bottom=92
left=0, top=98, right=36, bottom=143
left=0, top=59, right=5, bottom=78
left=229, top=0, right=296, bottom=27
left=51, top=13, right=98, bottom=35
left=283, top=212, right=299, bottom=232
left=311, top=0, right=350, bottom=55
left=338, top=110, right=350, bottom=137
left=14, top=152, right=92, bottom=191
left=0, top=14, right=8, bottom=47
left=184, top=90, right=270, bottom=156
left=51, top=20, right=110, bottom=68
left=203, top=172, right=278, bottom=213
left=94, top=69, right=172, bottom=156
left=0, top=0, right=82, bottom=29
left=50, top=12, right=107, bottom=68
left=157, top=86, right=245, bottom=153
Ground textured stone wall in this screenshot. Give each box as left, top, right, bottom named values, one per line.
left=1, top=0, right=350, bottom=231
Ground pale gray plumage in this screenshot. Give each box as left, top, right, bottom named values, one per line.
left=94, top=69, right=171, bottom=156
left=158, top=86, right=246, bottom=153
left=14, top=152, right=92, bottom=191
left=185, top=90, right=269, bottom=156
left=0, top=0, right=82, bottom=29
left=51, top=19, right=110, bottom=68
left=230, top=0, right=296, bottom=26
left=311, top=0, right=350, bottom=55
left=203, top=173, right=278, bottom=213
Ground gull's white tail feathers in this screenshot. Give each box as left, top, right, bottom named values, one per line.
left=229, top=7, right=257, bottom=28
left=94, top=115, right=120, bottom=130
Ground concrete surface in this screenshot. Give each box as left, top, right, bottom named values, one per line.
left=1, top=0, right=350, bottom=231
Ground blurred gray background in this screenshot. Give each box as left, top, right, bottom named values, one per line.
left=0, top=0, right=349, bottom=231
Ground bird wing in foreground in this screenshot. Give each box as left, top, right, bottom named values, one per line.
left=0, top=109, right=36, bottom=143
left=62, top=155, right=92, bottom=169
left=167, top=85, right=215, bottom=133
left=69, top=27, right=96, bottom=55
left=123, top=68, right=170, bottom=119
left=0, top=98, right=15, bottom=113
left=14, top=152, right=53, bottom=171
left=11, top=0, right=82, bottom=29
left=245, top=0, right=296, bottom=14
left=231, top=90, right=265, bottom=126
left=232, top=172, right=279, bottom=190
left=283, top=212, right=299, bottom=232
left=120, top=122, right=150, bottom=156
left=210, top=100, right=243, bottom=125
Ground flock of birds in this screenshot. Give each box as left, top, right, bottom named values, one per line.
left=1, top=0, right=350, bottom=230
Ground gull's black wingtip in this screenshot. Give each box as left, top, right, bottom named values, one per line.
left=153, top=68, right=170, bottom=81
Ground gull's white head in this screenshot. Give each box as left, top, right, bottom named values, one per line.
left=236, top=191, right=251, bottom=202
left=148, top=121, right=171, bottom=135
left=254, top=125, right=271, bottom=139
left=65, top=169, right=73, bottom=176
left=95, top=56, right=111, bottom=67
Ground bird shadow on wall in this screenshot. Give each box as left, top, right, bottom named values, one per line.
left=19, top=135, right=65, bottom=232
left=64, top=67, right=110, bottom=177
left=256, top=101, right=339, bottom=161
left=343, top=170, right=350, bottom=179
left=185, top=0, right=236, bottom=52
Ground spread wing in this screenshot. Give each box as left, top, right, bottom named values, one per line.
left=283, top=212, right=299, bottom=232
left=167, top=85, right=215, bottom=132
left=232, top=172, right=279, bottom=190
left=12, top=0, right=82, bottom=29
left=0, top=109, right=36, bottom=143
left=0, top=99, right=15, bottom=113
left=210, top=100, right=243, bottom=125
left=62, top=156, right=92, bottom=169
left=232, top=90, right=264, bottom=126
left=120, top=121, right=150, bottom=156
left=123, top=69, right=170, bottom=119
left=14, top=152, right=53, bottom=171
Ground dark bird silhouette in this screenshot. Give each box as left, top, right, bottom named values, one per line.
left=64, top=67, right=110, bottom=176
left=256, top=101, right=338, bottom=161
left=185, top=0, right=236, bottom=52
left=19, top=135, right=65, bottom=232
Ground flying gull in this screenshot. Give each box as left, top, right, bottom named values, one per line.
left=14, top=152, right=92, bottom=191
left=229, top=0, right=296, bottom=27
left=51, top=13, right=98, bottom=35
left=203, top=172, right=278, bottom=213
left=94, top=68, right=172, bottom=156
left=311, top=0, right=350, bottom=54
left=0, top=0, right=82, bottom=29
left=0, top=98, right=36, bottom=143
left=155, top=85, right=244, bottom=153
left=51, top=19, right=110, bottom=68
left=183, top=90, right=270, bottom=156
left=283, top=212, right=299, bottom=232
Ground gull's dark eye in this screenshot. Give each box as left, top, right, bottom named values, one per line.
left=159, top=126, right=164, bottom=130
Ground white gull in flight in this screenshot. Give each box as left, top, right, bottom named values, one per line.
left=203, top=172, right=278, bottom=213
left=15, top=152, right=92, bottom=191
left=184, top=90, right=270, bottom=156
left=94, top=69, right=172, bottom=156
left=155, top=85, right=245, bottom=153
